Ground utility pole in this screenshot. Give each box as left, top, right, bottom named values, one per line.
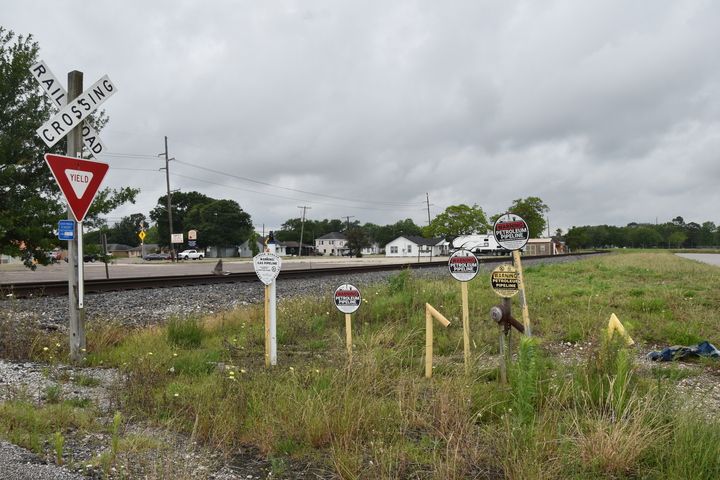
left=297, top=205, right=311, bottom=258
left=160, top=136, right=175, bottom=261
left=343, top=216, right=356, bottom=231
left=426, top=193, right=432, bottom=226
left=67, top=70, right=85, bottom=363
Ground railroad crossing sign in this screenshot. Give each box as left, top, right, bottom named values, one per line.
left=493, top=214, right=529, bottom=251
left=29, top=61, right=112, bottom=155
left=44, top=154, right=109, bottom=221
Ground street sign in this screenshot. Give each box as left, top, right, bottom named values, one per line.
left=448, top=249, right=479, bottom=282
left=37, top=75, right=117, bottom=148
left=334, top=284, right=362, bottom=314
left=490, top=264, right=519, bottom=298
left=29, top=61, right=107, bottom=156
left=171, top=233, right=184, bottom=244
left=138, top=231, right=146, bottom=241
left=44, top=154, right=109, bottom=221
left=188, top=229, right=198, bottom=240
left=188, top=240, right=197, bottom=247
left=493, top=214, right=529, bottom=251
left=58, top=219, right=75, bottom=241
left=253, top=252, right=282, bottom=286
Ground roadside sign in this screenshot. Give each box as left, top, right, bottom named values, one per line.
left=171, top=233, right=184, bottom=243
left=29, top=61, right=107, bottom=156
left=44, top=154, right=109, bottom=221
left=490, top=264, right=519, bottom=298
left=448, top=249, right=479, bottom=282
left=493, top=214, right=529, bottom=251
left=334, top=284, right=362, bottom=314
left=138, top=231, right=146, bottom=241
left=188, top=240, right=197, bottom=247
left=58, top=220, right=75, bottom=241
left=36, top=75, right=117, bottom=148
left=253, top=252, right=282, bottom=286
left=188, top=229, right=198, bottom=240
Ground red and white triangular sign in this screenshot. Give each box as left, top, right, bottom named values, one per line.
left=44, top=154, right=109, bottom=221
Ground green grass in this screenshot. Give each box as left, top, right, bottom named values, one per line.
left=2, top=251, right=720, bottom=478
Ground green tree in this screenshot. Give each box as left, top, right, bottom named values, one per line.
left=107, top=213, right=147, bottom=247
left=345, top=227, right=370, bottom=257
left=149, top=191, right=212, bottom=247
left=373, top=218, right=423, bottom=247
left=504, top=197, right=549, bottom=238
left=668, top=231, right=687, bottom=248
left=425, top=204, right=488, bottom=239
left=184, top=199, right=253, bottom=249
left=0, top=29, right=137, bottom=268
left=247, top=231, right=260, bottom=256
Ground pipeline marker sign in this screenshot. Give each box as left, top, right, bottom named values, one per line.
left=493, top=214, right=529, bottom=251
left=44, top=154, right=109, bottom=221
left=253, top=252, right=282, bottom=286
left=490, top=264, right=519, bottom=298
left=448, top=249, right=479, bottom=282
left=334, top=284, right=361, bottom=314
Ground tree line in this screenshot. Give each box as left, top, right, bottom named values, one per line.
left=565, top=217, right=720, bottom=250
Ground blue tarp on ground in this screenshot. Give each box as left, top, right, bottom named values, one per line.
left=647, top=341, right=720, bottom=362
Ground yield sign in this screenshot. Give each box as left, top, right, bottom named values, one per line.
left=44, top=154, right=109, bottom=221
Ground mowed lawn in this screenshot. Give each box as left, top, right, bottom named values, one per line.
left=1, top=251, right=719, bottom=479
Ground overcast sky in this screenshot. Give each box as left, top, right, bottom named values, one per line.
left=5, top=1, right=720, bottom=234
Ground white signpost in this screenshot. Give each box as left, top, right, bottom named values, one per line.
left=254, top=238, right=281, bottom=366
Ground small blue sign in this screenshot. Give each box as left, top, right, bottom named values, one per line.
left=188, top=240, right=197, bottom=247
left=58, top=220, right=75, bottom=241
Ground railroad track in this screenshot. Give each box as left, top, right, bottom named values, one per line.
left=1, top=252, right=605, bottom=298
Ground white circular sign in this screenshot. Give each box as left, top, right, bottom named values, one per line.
left=253, top=252, right=282, bottom=286
left=334, top=284, right=362, bottom=314
left=448, top=249, right=479, bottom=282
left=493, top=214, right=529, bottom=251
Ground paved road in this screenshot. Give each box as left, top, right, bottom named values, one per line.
left=0, top=256, right=448, bottom=283
left=675, top=253, right=720, bottom=266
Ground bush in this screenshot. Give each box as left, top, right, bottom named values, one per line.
left=167, top=318, right=204, bottom=349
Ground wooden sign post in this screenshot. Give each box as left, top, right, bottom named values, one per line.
left=493, top=213, right=531, bottom=337
left=447, top=249, right=479, bottom=373
left=425, top=303, right=451, bottom=378
left=334, top=284, right=362, bottom=362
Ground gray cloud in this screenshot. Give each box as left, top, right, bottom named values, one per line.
left=4, top=0, right=720, bottom=232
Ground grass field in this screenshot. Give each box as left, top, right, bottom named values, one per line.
left=2, top=251, right=720, bottom=478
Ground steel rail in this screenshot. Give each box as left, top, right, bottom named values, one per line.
left=1, top=251, right=605, bottom=299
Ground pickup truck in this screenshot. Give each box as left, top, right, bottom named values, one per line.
left=177, top=249, right=204, bottom=260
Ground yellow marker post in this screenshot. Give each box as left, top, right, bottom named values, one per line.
left=512, top=250, right=531, bottom=337
left=461, top=282, right=470, bottom=372
left=345, top=313, right=353, bottom=361
left=425, top=303, right=451, bottom=378
left=607, top=313, right=634, bottom=346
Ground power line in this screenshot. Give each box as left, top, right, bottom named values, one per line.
left=173, top=159, right=425, bottom=207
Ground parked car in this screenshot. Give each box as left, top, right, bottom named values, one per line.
left=48, top=250, right=62, bottom=263
left=143, top=252, right=171, bottom=261
left=177, top=249, right=204, bottom=260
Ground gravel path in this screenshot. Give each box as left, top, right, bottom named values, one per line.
left=0, top=255, right=596, bottom=479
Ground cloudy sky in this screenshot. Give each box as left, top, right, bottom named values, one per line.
left=5, top=1, right=720, bottom=233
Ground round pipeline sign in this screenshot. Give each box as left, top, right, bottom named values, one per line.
left=334, top=284, right=362, bottom=314
left=493, top=214, right=529, bottom=251
left=490, top=264, right=519, bottom=298
left=448, top=249, right=479, bottom=282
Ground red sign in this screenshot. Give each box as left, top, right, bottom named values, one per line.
left=44, top=154, right=109, bottom=221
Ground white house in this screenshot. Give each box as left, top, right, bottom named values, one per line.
left=315, top=232, right=348, bottom=256
left=360, top=242, right=381, bottom=256
left=237, top=237, right=288, bottom=257
left=384, top=236, right=449, bottom=257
